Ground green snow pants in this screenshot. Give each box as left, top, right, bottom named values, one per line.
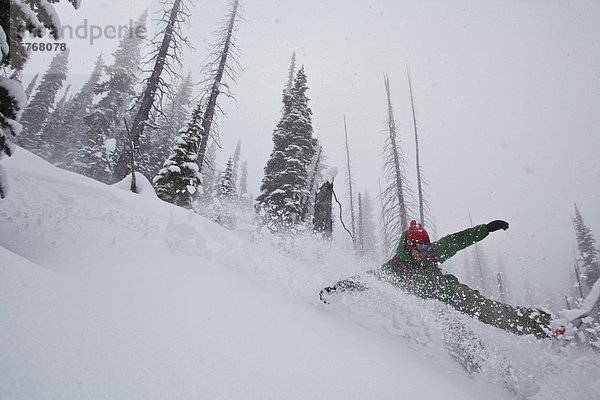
left=449, top=283, right=552, bottom=339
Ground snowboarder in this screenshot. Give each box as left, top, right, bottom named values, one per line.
left=320, top=220, right=554, bottom=339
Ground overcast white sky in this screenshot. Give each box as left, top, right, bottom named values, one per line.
left=23, top=0, right=600, bottom=307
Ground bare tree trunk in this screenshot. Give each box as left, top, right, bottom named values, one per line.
left=123, top=118, right=137, bottom=193
left=344, top=115, right=357, bottom=247
left=357, top=192, right=365, bottom=255
left=378, top=179, right=392, bottom=255
left=407, top=68, right=425, bottom=226
left=114, top=0, right=185, bottom=181
left=313, top=180, right=334, bottom=238
left=384, top=74, right=408, bottom=231
left=197, top=0, right=240, bottom=175
left=301, top=144, right=322, bottom=222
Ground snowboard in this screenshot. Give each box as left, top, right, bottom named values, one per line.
left=551, top=279, right=600, bottom=348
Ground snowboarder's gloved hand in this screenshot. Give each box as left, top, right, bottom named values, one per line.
left=319, top=286, right=337, bottom=304
left=486, top=220, right=509, bottom=232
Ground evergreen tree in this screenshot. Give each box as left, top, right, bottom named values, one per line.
left=1, top=0, right=81, bottom=72
left=217, top=156, right=236, bottom=198
left=82, top=10, right=147, bottom=183
left=153, top=105, right=203, bottom=208
left=113, top=0, right=192, bottom=182
left=141, top=72, right=194, bottom=180
left=200, top=141, right=218, bottom=200
left=256, top=66, right=318, bottom=231
left=60, top=53, right=105, bottom=172
left=573, top=204, right=600, bottom=293
left=231, top=139, right=241, bottom=194
left=1, top=0, right=80, bottom=199
left=19, top=49, right=70, bottom=149
left=239, top=160, right=248, bottom=199
left=39, top=84, right=71, bottom=161
left=24, top=72, right=39, bottom=100
left=212, top=156, right=237, bottom=229
left=0, top=74, right=25, bottom=198
left=286, top=52, right=296, bottom=91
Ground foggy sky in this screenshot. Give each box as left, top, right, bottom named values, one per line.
left=23, top=0, right=600, bottom=308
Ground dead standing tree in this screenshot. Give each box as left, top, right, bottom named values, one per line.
left=343, top=115, right=357, bottom=250
left=407, top=67, right=428, bottom=227
left=313, top=179, right=334, bottom=238
left=113, top=0, right=192, bottom=183
left=195, top=0, right=241, bottom=177
left=380, top=74, right=413, bottom=253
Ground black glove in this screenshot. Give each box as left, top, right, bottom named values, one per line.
left=319, top=286, right=337, bottom=304
left=486, top=220, right=509, bottom=232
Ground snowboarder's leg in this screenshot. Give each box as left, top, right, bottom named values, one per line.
left=449, top=284, right=552, bottom=339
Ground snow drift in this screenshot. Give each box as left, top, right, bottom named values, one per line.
left=1, top=148, right=598, bottom=400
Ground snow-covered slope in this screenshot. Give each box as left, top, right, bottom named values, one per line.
left=1, top=149, right=598, bottom=399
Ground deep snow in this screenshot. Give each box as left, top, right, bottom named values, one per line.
left=1, top=148, right=599, bottom=400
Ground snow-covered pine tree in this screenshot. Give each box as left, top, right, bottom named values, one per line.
left=573, top=204, right=600, bottom=294
left=24, top=72, right=39, bottom=100
left=256, top=66, right=318, bottom=232
left=19, top=49, right=69, bottom=150
left=1, top=0, right=81, bottom=72
left=38, top=84, right=71, bottom=162
left=164, top=72, right=194, bottom=130
left=231, top=139, right=241, bottom=194
left=1, top=0, right=80, bottom=199
left=0, top=76, right=25, bottom=198
left=141, top=72, right=194, bottom=180
left=239, top=160, right=248, bottom=199
left=211, top=156, right=237, bottom=229
left=217, top=156, right=235, bottom=198
left=153, top=104, right=203, bottom=208
left=286, top=52, right=296, bottom=92
left=200, top=141, right=218, bottom=200
left=380, top=74, right=413, bottom=253
left=60, top=53, right=104, bottom=172
left=113, top=0, right=192, bottom=182
left=82, top=10, right=147, bottom=183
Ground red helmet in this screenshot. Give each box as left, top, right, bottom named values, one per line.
left=405, top=220, right=430, bottom=243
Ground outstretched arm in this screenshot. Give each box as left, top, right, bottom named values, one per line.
left=433, top=220, right=508, bottom=263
